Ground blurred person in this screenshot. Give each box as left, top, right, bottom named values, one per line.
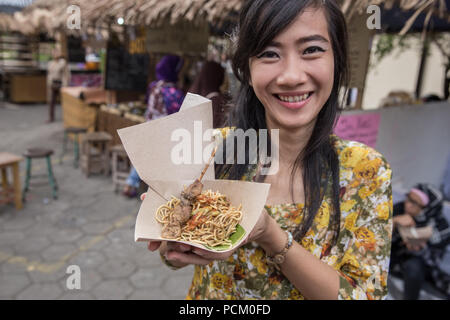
left=390, top=184, right=450, bottom=299
left=123, top=54, right=185, bottom=198
left=47, top=48, right=70, bottom=123
left=422, top=93, right=443, bottom=103
left=442, top=153, right=450, bottom=201
left=189, top=60, right=229, bottom=128
left=380, top=90, right=415, bottom=108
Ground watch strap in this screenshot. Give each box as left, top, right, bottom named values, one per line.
left=266, top=231, right=293, bottom=270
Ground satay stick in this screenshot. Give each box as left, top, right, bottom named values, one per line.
left=198, top=145, right=218, bottom=182
left=147, top=184, right=169, bottom=202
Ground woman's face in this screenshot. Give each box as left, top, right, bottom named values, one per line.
left=404, top=192, right=425, bottom=217
left=249, top=7, right=334, bottom=130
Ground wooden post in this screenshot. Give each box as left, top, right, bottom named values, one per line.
left=415, top=32, right=429, bottom=99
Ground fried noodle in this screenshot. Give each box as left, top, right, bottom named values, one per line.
left=155, top=190, right=243, bottom=247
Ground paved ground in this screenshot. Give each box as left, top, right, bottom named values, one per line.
left=1, top=102, right=445, bottom=300
left=0, top=102, right=194, bottom=300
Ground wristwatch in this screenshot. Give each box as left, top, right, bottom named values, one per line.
left=266, top=231, right=293, bottom=271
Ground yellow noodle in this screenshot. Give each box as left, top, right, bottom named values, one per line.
left=155, top=190, right=243, bottom=248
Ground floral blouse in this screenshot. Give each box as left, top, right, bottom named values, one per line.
left=162, top=136, right=393, bottom=300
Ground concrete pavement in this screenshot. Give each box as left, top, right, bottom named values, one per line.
left=0, top=102, right=194, bottom=300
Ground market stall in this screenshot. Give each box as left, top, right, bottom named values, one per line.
left=97, top=103, right=145, bottom=146
left=0, top=33, right=47, bottom=103
left=60, top=86, right=107, bottom=132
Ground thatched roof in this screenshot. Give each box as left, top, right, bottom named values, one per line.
left=1, top=0, right=448, bottom=36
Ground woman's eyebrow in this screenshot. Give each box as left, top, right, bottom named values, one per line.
left=297, top=34, right=329, bottom=44
left=269, top=34, right=329, bottom=47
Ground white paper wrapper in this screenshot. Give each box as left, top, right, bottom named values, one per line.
left=118, top=93, right=270, bottom=252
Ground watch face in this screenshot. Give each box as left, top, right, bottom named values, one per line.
left=274, top=254, right=284, bottom=264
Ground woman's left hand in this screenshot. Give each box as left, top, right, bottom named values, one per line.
left=244, top=209, right=273, bottom=244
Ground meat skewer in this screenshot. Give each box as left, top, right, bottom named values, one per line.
left=161, top=146, right=217, bottom=239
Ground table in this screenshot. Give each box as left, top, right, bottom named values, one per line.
left=0, top=152, right=23, bottom=210
left=97, top=110, right=144, bottom=146
left=60, top=87, right=107, bottom=133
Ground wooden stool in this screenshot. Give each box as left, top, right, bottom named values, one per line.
left=61, top=127, right=88, bottom=168
left=22, top=148, right=58, bottom=200
left=0, top=152, right=23, bottom=210
left=80, top=132, right=112, bottom=177
left=110, top=145, right=131, bottom=192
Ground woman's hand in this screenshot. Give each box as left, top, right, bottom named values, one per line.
left=244, top=208, right=272, bottom=244
left=394, top=214, right=416, bottom=228
left=149, top=241, right=225, bottom=266
left=404, top=239, right=427, bottom=252
left=141, top=192, right=237, bottom=266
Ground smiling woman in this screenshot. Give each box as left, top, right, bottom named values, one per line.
left=150, top=0, right=393, bottom=301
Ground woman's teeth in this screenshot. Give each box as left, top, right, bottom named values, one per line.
left=277, top=93, right=310, bottom=103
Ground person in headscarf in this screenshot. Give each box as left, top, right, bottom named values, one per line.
left=389, top=183, right=450, bottom=299
left=189, top=60, right=229, bottom=128
left=145, top=54, right=185, bottom=120
left=123, top=55, right=185, bottom=198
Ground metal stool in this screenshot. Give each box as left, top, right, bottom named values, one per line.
left=23, top=148, right=58, bottom=201
left=80, top=132, right=112, bottom=177
left=61, top=127, right=88, bottom=168
left=110, top=145, right=131, bottom=192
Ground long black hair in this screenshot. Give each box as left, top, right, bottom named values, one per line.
left=216, top=0, right=349, bottom=246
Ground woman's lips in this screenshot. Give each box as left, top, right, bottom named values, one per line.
left=274, top=92, right=313, bottom=110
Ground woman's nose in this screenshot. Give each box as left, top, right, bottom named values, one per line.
left=276, top=56, right=308, bottom=87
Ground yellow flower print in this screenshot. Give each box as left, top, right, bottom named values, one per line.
left=344, top=211, right=359, bottom=231
left=358, top=182, right=377, bottom=199
left=354, top=158, right=382, bottom=181
left=268, top=272, right=283, bottom=286
left=349, top=179, right=361, bottom=188
left=323, top=254, right=338, bottom=265
left=315, top=202, right=330, bottom=229
left=289, top=288, right=303, bottom=300
left=341, top=146, right=369, bottom=168
left=340, top=168, right=353, bottom=181
left=355, top=226, right=376, bottom=251
left=301, top=236, right=314, bottom=251
left=211, top=273, right=229, bottom=290
left=376, top=202, right=390, bottom=220
left=238, top=249, right=247, bottom=263
left=292, top=203, right=304, bottom=224
left=301, top=229, right=317, bottom=252
left=341, top=199, right=356, bottom=212
left=337, top=249, right=360, bottom=270
left=192, top=268, right=203, bottom=286
left=249, top=248, right=268, bottom=275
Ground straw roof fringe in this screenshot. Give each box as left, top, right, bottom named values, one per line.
left=1, top=0, right=448, bottom=36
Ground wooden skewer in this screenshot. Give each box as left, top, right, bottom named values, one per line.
left=148, top=145, right=218, bottom=203
left=198, top=145, right=218, bottom=182
left=147, top=184, right=169, bottom=202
